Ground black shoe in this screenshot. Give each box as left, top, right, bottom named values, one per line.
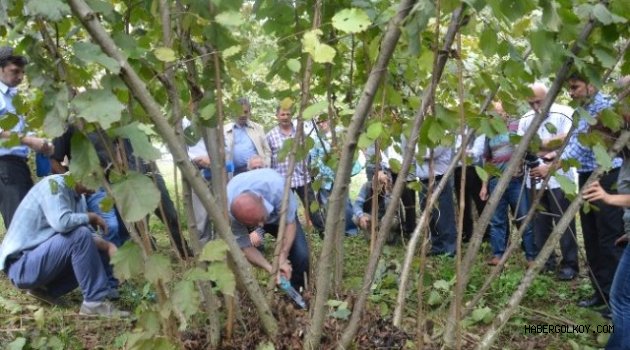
left=600, top=309, right=612, bottom=320
left=578, top=295, right=605, bottom=308
left=556, top=268, right=577, bottom=281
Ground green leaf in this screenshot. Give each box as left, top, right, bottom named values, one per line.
left=433, top=279, right=450, bottom=291
left=207, top=262, right=236, bottom=296
left=34, top=307, right=45, bottom=329
left=71, top=89, right=124, bottom=129
left=73, top=42, right=121, bottom=73
left=303, top=101, right=328, bottom=120
left=591, top=3, right=626, bottom=25
left=286, top=58, right=301, bottom=73
left=154, top=47, right=177, bottom=62
left=145, top=254, right=172, bottom=284
left=593, top=144, right=613, bottom=171
left=0, top=114, right=19, bottom=130
left=598, top=108, right=622, bottom=131
left=479, top=26, right=498, bottom=56
left=256, top=342, right=276, bottom=350
left=171, top=281, right=199, bottom=317
left=541, top=0, right=561, bottom=32
left=222, top=45, right=241, bottom=59
left=427, top=290, right=442, bottom=306
left=43, top=89, right=69, bottom=138
left=6, top=337, right=26, bottom=350
left=471, top=306, right=493, bottom=323
left=302, top=29, right=336, bottom=64
left=366, top=122, right=383, bottom=139
left=111, top=171, right=161, bottom=222
left=215, top=11, right=244, bottom=28
left=111, top=241, right=144, bottom=281
left=113, top=122, right=161, bottom=161
left=543, top=122, right=558, bottom=134
left=555, top=174, right=577, bottom=194
left=326, top=299, right=343, bottom=307
left=200, top=239, right=229, bottom=262
left=0, top=296, right=22, bottom=314
left=331, top=8, right=372, bottom=34
left=68, top=132, right=103, bottom=189
left=593, top=48, right=617, bottom=69
left=331, top=307, right=351, bottom=320
left=25, top=0, right=69, bottom=21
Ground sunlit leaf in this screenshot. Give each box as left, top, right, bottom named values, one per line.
left=208, top=262, right=236, bottom=296
left=286, top=58, right=301, bottom=73
left=154, top=47, right=177, bottom=62
left=199, top=239, right=229, bottom=262
left=303, top=101, right=328, bottom=120
left=145, top=254, right=172, bottom=284
left=25, top=0, right=69, bottom=21
left=215, top=11, right=244, bottom=28
left=6, top=337, right=26, bottom=350
left=332, top=8, right=372, bottom=34
left=302, top=29, right=336, bottom=63
left=111, top=241, right=144, bottom=281
left=366, top=122, right=383, bottom=139
left=172, top=280, right=200, bottom=318
left=71, top=89, right=124, bottom=129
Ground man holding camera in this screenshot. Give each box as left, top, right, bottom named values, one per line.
left=517, top=83, right=579, bottom=281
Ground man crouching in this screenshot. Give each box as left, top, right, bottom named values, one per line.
left=0, top=174, right=128, bottom=317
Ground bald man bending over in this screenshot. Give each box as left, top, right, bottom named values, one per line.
left=227, top=168, right=310, bottom=290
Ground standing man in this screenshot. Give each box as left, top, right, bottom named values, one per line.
left=267, top=105, right=325, bottom=234
left=227, top=168, right=310, bottom=290
left=224, top=98, right=271, bottom=176
left=416, top=146, right=458, bottom=256
left=532, top=73, right=624, bottom=309
left=518, top=83, right=579, bottom=280
left=0, top=46, right=53, bottom=229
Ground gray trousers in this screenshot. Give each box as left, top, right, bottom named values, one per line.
left=5, top=226, right=110, bottom=302
left=0, top=156, right=33, bottom=229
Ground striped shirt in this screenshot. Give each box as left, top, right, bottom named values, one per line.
left=266, top=124, right=309, bottom=188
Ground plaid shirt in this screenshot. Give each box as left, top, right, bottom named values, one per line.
left=266, top=124, right=309, bottom=188
left=561, top=92, right=622, bottom=172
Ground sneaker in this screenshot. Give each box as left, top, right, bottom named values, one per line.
left=25, top=288, right=61, bottom=306
left=79, top=301, right=130, bottom=318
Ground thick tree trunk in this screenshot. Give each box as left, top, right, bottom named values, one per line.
left=67, top=0, right=278, bottom=337
left=303, top=1, right=418, bottom=349
left=340, top=5, right=468, bottom=348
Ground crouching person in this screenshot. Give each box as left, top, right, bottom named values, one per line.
left=352, top=170, right=401, bottom=243
left=0, top=174, right=129, bottom=317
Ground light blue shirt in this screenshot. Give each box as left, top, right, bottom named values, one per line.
left=232, top=124, right=257, bottom=169
left=0, top=174, right=90, bottom=271
left=226, top=168, right=298, bottom=248
left=0, top=80, right=29, bottom=158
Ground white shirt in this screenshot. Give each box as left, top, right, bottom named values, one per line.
left=517, top=103, right=577, bottom=191
left=416, top=146, right=452, bottom=179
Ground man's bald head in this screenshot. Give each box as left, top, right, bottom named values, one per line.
left=528, top=83, right=548, bottom=113
left=231, top=192, right=267, bottom=227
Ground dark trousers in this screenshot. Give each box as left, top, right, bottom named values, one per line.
left=148, top=172, right=189, bottom=257
left=534, top=188, right=579, bottom=272
left=579, top=169, right=624, bottom=299
left=293, top=183, right=325, bottom=233
left=6, top=227, right=110, bottom=302
left=454, top=166, right=487, bottom=241
left=419, top=176, right=457, bottom=255
left=0, top=156, right=33, bottom=229
left=391, top=172, right=417, bottom=235
left=263, top=220, right=310, bottom=290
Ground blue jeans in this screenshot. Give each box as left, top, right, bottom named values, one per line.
left=607, top=243, right=630, bottom=349
left=263, top=220, right=310, bottom=290
left=488, top=177, right=537, bottom=260
left=87, top=188, right=129, bottom=247
left=6, top=227, right=111, bottom=302
left=419, top=176, right=457, bottom=255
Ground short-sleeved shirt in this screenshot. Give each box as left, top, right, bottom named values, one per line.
left=0, top=81, right=29, bottom=157
left=517, top=103, right=577, bottom=191
left=226, top=168, right=298, bottom=248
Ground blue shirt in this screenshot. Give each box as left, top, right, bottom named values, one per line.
left=231, top=124, right=258, bottom=170
left=0, top=81, right=29, bottom=158
left=226, top=168, right=298, bottom=248
left=0, top=174, right=90, bottom=271
left=561, top=92, right=622, bottom=172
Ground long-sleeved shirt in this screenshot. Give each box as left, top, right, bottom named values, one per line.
left=226, top=168, right=298, bottom=248
left=0, top=80, right=29, bottom=158
left=560, top=92, right=622, bottom=172
left=225, top=120, right=271, bottom=171
left=352, top=181, right=391, bottom=219
left=416, top=146, right=452, bottom=179
left=0, top=174, right=89, bottom=271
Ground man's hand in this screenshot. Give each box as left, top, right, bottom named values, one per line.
left=582, top=181, right=611, bottom=204
left=615, top=233, right=630, bottom=247
left=21, top=136, right=55, bottom=156
left=249, top=230, right=264, bottom=247
left=93, top=235, right=118, bottom=258
left=530, top=163, right=551, bottom=179
left=87, top=212, right=108, bottom=235
left=479, top=185, right=488, bottom=201
left=358, top=214, right=371, bottom=230
left=279, top=260, right=292, bottom=281
left=193, top=156, right=211, bottom=168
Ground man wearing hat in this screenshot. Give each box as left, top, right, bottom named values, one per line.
left=0, top=46, right=54, bottom=229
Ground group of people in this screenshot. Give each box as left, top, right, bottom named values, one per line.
left=0, top=43, right=628, bottom=348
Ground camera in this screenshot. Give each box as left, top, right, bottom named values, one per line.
left=524, top=152, right=541, bottom=169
